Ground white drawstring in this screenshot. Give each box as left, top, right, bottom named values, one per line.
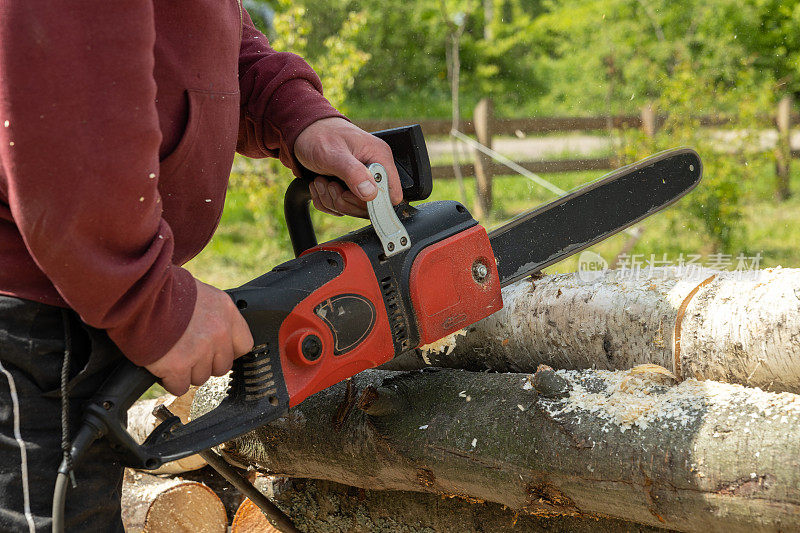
left=0, top=359, right=36, bottom=533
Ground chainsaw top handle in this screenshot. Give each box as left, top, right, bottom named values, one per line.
left=286, top=124, right=433, bottom=256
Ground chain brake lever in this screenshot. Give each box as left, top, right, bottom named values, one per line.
left=366, top=163, right=411, bottom=257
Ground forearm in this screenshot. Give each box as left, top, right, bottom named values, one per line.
left=0, top=0, right=195, bottom=364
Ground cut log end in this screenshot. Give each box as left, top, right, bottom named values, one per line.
left=231, top=498, right=281, bottom=533
left=143, top=482, right=227, bottom=533
left=122, top=470, right=227, bottom=533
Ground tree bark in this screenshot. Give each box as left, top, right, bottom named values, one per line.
left=193, top=366, right=800, bottom=532
left=391, top=267, right=800, bottom=394
left=121, top=470, right=227, bottom=532
left=232, top=478, right=673, bottom=533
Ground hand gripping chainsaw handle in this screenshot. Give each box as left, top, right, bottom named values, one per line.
left=69, top=125, right=441, bottom=470
left=286, top=124, right=433, bottom=255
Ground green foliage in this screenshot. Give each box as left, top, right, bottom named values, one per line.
left=268, top=0, right=370, bottom=112
left=532, top=0, right=764, bottom=115
left=618, top=61, right=775, bottom=252
left=721, top=0, right=800, bottom=94
left=228, top=157, right=291, bottom=244
left=210, top=0, right=800, bottom=277
left=244, top=0, right=800, bottom=118
left=249, top=0, right=550, bottom=118
left=347, top=0, right=550, bottom=117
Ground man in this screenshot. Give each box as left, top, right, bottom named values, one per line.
left=0, top=1, right=401, bottom=530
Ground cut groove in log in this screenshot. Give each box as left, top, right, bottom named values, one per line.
left=121, top=470, right=227, bottom=532
left=391, top=267, right=800, bottom=393
left=671, top=273, right=717, bottom=380
left=194, top=367, right=800, bottom=532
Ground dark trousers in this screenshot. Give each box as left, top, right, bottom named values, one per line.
left=0, top=295, right=125, bottom=532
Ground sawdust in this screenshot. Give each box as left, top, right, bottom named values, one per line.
left=542, top=367, right=800, bottom=433
left=190, top=375, right=231, bottom=420
left=421, top=329, right=467, bottom=359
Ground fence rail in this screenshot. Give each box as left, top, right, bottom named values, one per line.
left=430, top=158, right=615, bottom=181
left=354, top=96, right=796, bottom=210
left=355, top=112, right=798, bottom=140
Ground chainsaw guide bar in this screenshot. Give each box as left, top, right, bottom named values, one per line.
left=489, top=148, right=702, bottom=286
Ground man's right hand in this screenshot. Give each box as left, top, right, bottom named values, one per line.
left=145, top=279, right=254, bottom=396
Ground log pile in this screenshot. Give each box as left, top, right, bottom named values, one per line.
left=122, top=268, right=800, bottom=532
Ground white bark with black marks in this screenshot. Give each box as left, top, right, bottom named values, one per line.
left=397, top=267, right=800, bottom=393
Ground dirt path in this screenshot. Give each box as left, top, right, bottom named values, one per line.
left=427, top=133, right=613, bottom=163
left=427, top=130, right=800, bottom=164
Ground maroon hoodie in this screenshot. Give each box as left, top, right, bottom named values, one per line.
left=0, top=1, right=345, bottom=365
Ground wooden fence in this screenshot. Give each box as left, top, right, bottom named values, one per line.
left=353, top=96, right=797, bottom=214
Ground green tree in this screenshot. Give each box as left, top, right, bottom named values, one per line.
left=268, top=0, right=370, bottom=112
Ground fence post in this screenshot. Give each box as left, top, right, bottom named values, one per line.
left=641, top=103, right=656, bottom=139
left=776, top=95, right=792, bottom=201
left=473, top=97, right=494, bottom=217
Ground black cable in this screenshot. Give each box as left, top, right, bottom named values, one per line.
left=59, top=309, right=75, bottom=487
left=52, top=309, right=75, bottom=533
left=53, top=425, right=100, bottom=533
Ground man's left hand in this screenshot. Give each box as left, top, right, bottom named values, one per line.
left=294, top=117, right=403, bottom=218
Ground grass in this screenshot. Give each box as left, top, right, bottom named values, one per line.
left=185, top=156, right=800, bottom=289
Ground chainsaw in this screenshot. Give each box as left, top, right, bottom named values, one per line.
left=58, top=124, right=701, bottom=510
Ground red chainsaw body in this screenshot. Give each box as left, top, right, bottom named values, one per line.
left=409, top=225, right=502, bottom=345
left=279, top=242, right=394, bottom=406
left=277, top=223, right=502, bottom=406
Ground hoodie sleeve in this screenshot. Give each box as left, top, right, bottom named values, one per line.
left=236, top=9, right=347, bottom=174
left=0, top=0, right=197, bottom=365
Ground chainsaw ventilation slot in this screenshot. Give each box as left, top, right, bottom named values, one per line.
left=380, top=276, right=409, bottom=349
left=230, top=345, right=278, bottom=402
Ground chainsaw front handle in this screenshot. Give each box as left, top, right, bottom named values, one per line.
left=286, top=124, right=433, bottom=257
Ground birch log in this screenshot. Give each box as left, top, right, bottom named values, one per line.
left=396, top=267, right=800, bottom=393
left=193, top=367, right=800, bottom=532
left=121, top=470, right=227, bottom=532
left=231, top=479, right=670, bottom=533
